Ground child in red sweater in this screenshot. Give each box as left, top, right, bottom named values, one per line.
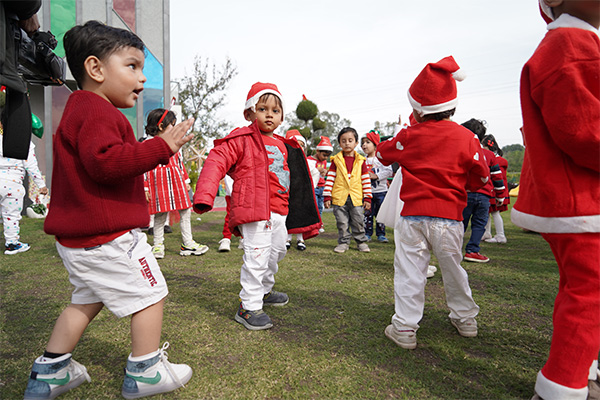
left=377, top=56, right=489, bottom=349
left=513, top=2, right=600, bottom=399
left=24, top=21, right=194, bottom=400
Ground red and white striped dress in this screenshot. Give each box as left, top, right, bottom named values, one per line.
left=144, top=149, right=191, bottom=214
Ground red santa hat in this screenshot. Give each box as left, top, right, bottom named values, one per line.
left=285, top=129, right=306, bottom=146
left=365, top=130, right=381, bottom=146
left=408, top=56, right=466, bottom=117
left=244, top=82, right=284, bottom=115
left=316, top=136, right=333, bottom=152
left=538, top=0, right=554, bottom=23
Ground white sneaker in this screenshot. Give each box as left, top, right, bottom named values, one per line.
left=218, top=238, right=231, bottom=252
left=450, top=317, right=478, bottom=337
left=485, top=236, right=507, bottom=244
left=24, top=353, right=91, bottom=400
left=152, top=244, right=165, bottom=259
left=318, top=227, right=325, bottom=233
left=122, top=343, right=192, bottom=399
left=180, top=241, right=209, bottom=256
left=427, top=265, right=437, bottom=278
left=384, top=325, right=417, bottom=349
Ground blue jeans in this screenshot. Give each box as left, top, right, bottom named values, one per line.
left=462, top=192, right=490, bottom=254
left=364, top=191, right=386, bottom=237
left=314, top=186, right=324, bottom=215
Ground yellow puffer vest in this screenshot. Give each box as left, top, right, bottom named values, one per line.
left=330, top=151, right=366, bottom=207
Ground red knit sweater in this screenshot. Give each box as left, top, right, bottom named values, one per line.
left=376, top=120, right=489, bottom=221
left=44, top=91, right=173, bottom=242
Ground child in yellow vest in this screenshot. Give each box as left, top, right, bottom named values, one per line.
left=323, top=127, right=372, bottom=253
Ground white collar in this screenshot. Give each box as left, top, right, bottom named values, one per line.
left=548, top=13, right=599, bottom=36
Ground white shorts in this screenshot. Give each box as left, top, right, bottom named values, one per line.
left=56, top=229, right=168, bottom=318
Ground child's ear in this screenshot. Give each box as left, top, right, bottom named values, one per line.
left=543, top=0, right=562, bottom=8
left=83, top=56, right=104, bottom=84
left=243, top=109, right=254, bottom=122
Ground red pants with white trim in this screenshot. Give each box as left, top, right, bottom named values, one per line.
left=540, top=232, right=600, bottom=390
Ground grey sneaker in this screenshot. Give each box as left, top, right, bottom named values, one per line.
left=122, top=342, right=192, bottom=399
left=24, top=353, right=91, bottom=400
left=334, top=243, right=349, bottom=253
left=450, top=317, right=478, bottom=337
left=263, top=290, right=289, bottom=306
left=384, top=325, right=417, bottom=350
left=235, top=304, right=273, bottom=330
left=357, top=242, right=370, bottom=252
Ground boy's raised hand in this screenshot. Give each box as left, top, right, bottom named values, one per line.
left=161, top=118, right=195, bottom=153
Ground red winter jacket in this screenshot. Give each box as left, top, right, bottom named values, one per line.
left=193, top=120, right=322, bottom=238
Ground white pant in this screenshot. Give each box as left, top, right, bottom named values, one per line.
left=239, top=212, right=287, bottom=310
left=0, top=180, right=25, bottom=244
left=153, top=208, right=193, bottom=247
left=484, top=211, right=505, bottom=239
left=392, top=216, right=479, bottom=330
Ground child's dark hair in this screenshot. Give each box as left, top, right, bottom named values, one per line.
left=64, top=20, right=145, bottom=89
left=421, top=108, right=456, bottom=122
left=461, top=118, right=487, bottom=141
left=338, top=127, right=358, bottom=142
left=482, top=134, right=503, bottom=156
left=145, top=108, right=176, bottom=137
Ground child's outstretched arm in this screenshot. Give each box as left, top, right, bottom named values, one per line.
left=159, top=118, right=195, bottom=153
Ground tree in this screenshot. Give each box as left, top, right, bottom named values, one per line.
left=502, top=143, right=524, bottom=174
left=283, top=97, right=351, bottom=155
left=177, top=56, right=237, bottom=148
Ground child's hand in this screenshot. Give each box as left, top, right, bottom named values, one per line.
left=161, top=118, right=195, bottom=153
left=324, top=200, right=331, bottom=209
left=39, top=187, right=49, bottom=195
left=369, top=171, right=378, bottom=179
left=364, top=201, right=371, bottom=211
left=145, top=191, right=151, bottom=203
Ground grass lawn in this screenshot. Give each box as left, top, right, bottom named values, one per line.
left=1, top=205, right=559, bottom=399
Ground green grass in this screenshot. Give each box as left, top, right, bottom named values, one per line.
left=1, top=205, right=557, bottom=399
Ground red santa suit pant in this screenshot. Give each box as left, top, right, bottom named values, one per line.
left=540, top=232, right=600, bottom=390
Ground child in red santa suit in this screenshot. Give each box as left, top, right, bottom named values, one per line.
left=512, top=1, right=600, bottom=399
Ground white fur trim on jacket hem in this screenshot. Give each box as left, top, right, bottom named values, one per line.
left=535, top=370, right=588, bottom=400
left=511, top=208, right=600, bottom=234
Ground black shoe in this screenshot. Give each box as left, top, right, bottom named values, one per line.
left=147, top=227, right=154, bottom=236
left=296, top=240, right=306, bottom=251
left=234, top=304, right=273, bottom=330
left=263, top=290, right=289, bottom=306
left=164, top=225, right=173, bottom=234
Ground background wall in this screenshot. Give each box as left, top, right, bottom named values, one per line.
left=29, top=0, right=170, bottom=188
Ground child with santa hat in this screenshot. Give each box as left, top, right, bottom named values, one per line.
left=512, top=1, right=600, bottom=399
left=361, top=129, right=393, bottom=243
left=193, top=82, right=321, bottom=331
left=376, top=56, right=489, bottom=349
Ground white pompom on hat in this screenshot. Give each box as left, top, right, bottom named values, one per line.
left=316, top=136, right=333, bottom=152
left=244, top=82, right=284, bottom=116
left=408, top=55, right=466, bottom=117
